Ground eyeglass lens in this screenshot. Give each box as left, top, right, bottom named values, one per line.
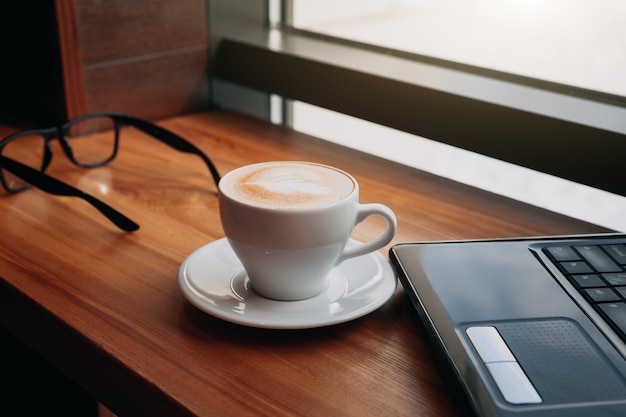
left=0, top=116, right=118, bottom=192
left=65, top=115, right=117, bottom=167
left=1, top=133, right=46, bottom=191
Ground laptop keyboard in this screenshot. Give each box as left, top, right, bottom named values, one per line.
left=544, top=244, right=626, bottom=341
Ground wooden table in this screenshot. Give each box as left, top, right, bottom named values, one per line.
left=0, top=110, right=609, bottom=416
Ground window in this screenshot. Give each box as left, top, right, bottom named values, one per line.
left=291, top=0, right=626, bottom=98
left=209, top=0, right=626, bottom=231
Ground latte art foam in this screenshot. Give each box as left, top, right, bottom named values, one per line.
left=221, top=162, right=355, bottom=208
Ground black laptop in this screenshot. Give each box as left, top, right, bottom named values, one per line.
left=390, top=233, right=626, bottom=417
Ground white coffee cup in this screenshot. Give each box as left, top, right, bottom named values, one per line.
left=218, top=161, right=397, bottom=301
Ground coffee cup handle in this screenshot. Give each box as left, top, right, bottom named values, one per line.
left=337, top=203, right=397, bottom=264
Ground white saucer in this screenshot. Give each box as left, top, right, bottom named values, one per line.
left=178, top=238, right=397, bottom=329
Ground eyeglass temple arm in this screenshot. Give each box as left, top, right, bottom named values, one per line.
left=0, top=155, right=139, bottom=232
left=121, top=116, right=221, bottom=188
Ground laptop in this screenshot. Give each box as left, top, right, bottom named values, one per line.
left=389, top=233, right=626, bottom=417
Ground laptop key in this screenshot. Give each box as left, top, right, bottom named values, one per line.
left=546, top=246, right=580, bottom=262
left=604, top=244, right=626, bottom=266
left=559, top=261, right=593, bottom=275
left=575, top=245, right=622, bottom=273
left=570, top=274, right=606, bottom=288
left=598, top=303, right=626, bottom=338
left=584, top=288, right=621, bottom=303
left=602, top=273, right=626, bottom=286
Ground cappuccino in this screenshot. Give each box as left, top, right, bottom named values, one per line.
left=218, top=160, right=397, bottom=300
left=220, top=162, right=355, bottom=209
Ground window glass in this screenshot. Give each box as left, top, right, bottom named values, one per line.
left=291, top=0, right=626, bottom=98
left=284, top=1, right=626, bottom=230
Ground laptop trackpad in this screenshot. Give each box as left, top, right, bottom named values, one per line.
left=468, top=319, right=626, bottom=404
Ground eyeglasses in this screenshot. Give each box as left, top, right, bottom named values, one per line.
left=0, top=112, right=221, bottom=231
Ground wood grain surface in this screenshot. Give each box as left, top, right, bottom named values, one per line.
left=0, top=110, right=609, bottom=416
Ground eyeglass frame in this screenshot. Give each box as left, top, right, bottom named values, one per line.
left=0, top=112, right=222, bottom=231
